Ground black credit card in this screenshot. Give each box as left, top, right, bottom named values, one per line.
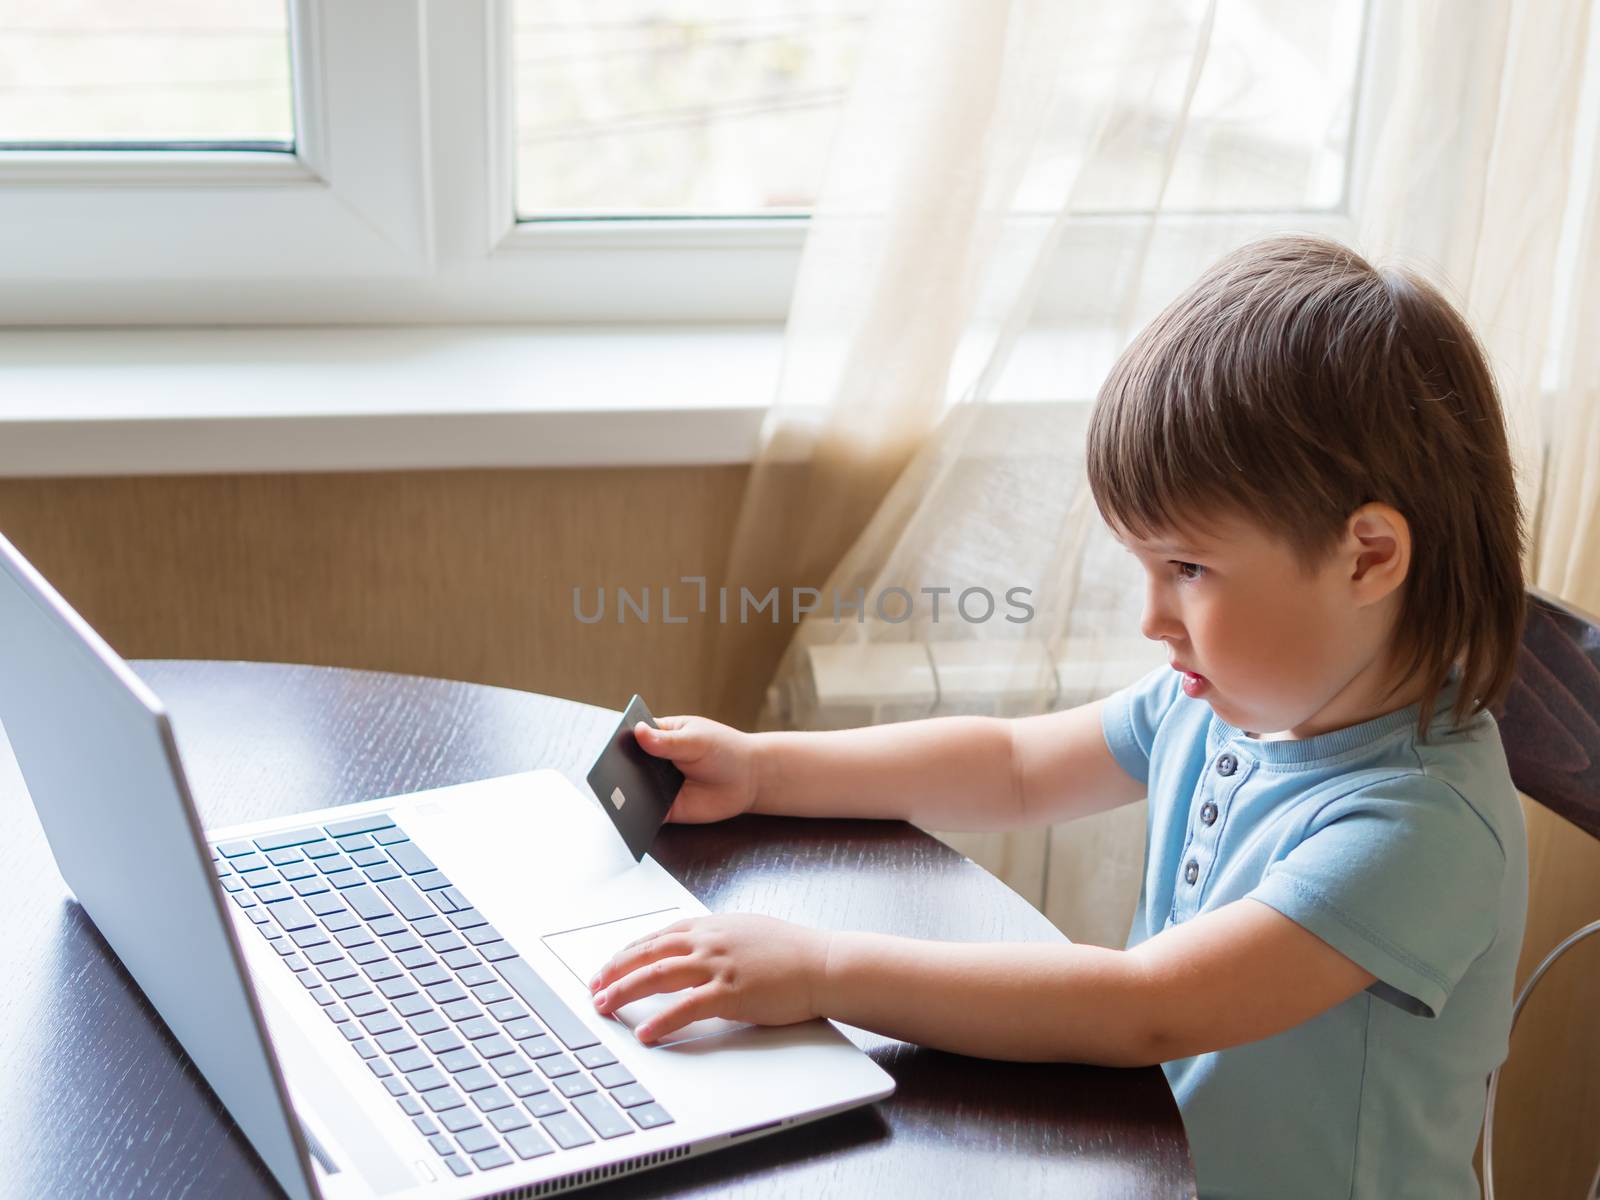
left=585, top=694, right=685, bottom=861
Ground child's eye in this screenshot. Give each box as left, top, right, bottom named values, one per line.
left=1171, top=561, right=1205, bottom=582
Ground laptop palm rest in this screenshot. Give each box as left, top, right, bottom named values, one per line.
left=542, top=911, right=752, bottom=1047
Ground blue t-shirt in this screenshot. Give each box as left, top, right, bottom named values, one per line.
left=1101, top=665, right=1527, bottom=1199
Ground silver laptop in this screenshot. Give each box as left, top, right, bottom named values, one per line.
left=0, top=531, right=893, bottom=1199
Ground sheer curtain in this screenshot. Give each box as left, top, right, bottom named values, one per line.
left=703, top=0, right=1598, bottom=961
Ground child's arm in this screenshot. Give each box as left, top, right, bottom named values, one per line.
left=750, top=700, right=1144, bottom=831
left=589, top=900, right=1377, bottom=1061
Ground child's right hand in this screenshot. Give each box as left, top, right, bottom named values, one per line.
left=633, top=715, right=758, bottom=824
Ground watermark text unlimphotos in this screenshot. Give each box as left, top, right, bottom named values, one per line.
left=572, top=577, right=1035, bottom=624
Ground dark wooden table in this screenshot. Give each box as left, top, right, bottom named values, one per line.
left=0, top=661, right=1195, bottom=1199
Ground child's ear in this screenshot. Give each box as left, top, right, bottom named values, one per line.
left=1345, top=502, right=1410, bottom=604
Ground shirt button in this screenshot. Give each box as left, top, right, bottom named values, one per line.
left=1184, top=859, right=1199, bottom=885
left=1201, top=801, right=1218, bottom=826
left=1216, top=753, right=1238, bottom=777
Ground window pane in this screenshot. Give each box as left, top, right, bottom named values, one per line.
left=514, top=1, right=873, bottom=219
left=0, top=1, right=293, bottom=147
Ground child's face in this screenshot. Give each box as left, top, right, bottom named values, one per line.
left=1114, top=511, right=1404, bottom=739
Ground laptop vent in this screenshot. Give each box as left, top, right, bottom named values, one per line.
left=483, top=1143, right=693, bottom=1200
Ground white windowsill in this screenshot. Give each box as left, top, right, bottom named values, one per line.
left=0, top=325, right=785, bottom=477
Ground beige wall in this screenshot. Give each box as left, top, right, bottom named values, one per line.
left=2, top=468, right=1596, bottom=1195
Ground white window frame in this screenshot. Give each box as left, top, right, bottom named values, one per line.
left=0, top=0, right=1375, bottom=326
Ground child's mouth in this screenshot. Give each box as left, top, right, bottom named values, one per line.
left=1179, top=670, right=1209, bottom=698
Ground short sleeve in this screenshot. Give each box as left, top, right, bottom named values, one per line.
left=1099, top=665, right=1185, bottom=787
left=1247, top=775, right=1508, bottom=1018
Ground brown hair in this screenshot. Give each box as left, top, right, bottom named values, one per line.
left=1086, top=233, right=1526, bottom=737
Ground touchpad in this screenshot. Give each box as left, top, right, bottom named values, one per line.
left=542, top=910, right=751, bottom=1047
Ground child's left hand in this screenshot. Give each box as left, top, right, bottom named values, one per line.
left=587, top=913, right=831, bottom=1044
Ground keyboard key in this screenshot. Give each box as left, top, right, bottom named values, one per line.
left=459, top=965, right=496, bottom=988
left=424, top=1029, right=465, bottom=1054
left=377, top=1030, right=417, bottom=1055
left=344, top=886, right=392, bottom=921
left=456, top=1126, right=498, bottom=1154
left=427, top=981, right=467, bottom=1004
left=489, top=1054, right=531, bottom=1080
left=323, top=910, right=362, bottom=932
left=365, top=960, right=403, bottom=983
left=352, top=1039, right=378, bottom=1061
left=459, top=1016, right=496, bottom=1040
left=442, top=948, right=481, bottom=970
left=431, top=889, right=460, bottom=914
left=217, top=839, right=256, bottom=857
left=506, top=1126, right=553, bottom=1160
left=490, top=1107, right=531, bottom=1134
left=383, top=1077, right=408, bottom=1097
left=302, top=839, right=340, bottom=859
left=351, top=943, right=387, bottom=966
left=324, top=813, right=395, bottom=838
left=456, top=1067, right=496, bottom=1092
left=413, top=965, right=450, bottom=988
left=449, top=908, right=489, bottom=930
left=472, top=982, right=511, bottom=1005
left=525, top=1093, right=566, bottom=1118
left=388, top=842, right=436, bottom=876
left=472, top=1147, right=512, bottom=1171
left=326, top=1004, right=349, bottom=1024
left=281, top=861, right=319, bottom=882
left=364, top=863, right=402, bottom=883
left=339, top=1023, right=363, bottom=1041
left=472, top=1086, right=514, bottom=1113
left=508, top=1074, right=549, bottom=1098
left=444, top=1000, right=483, bottom=1023
left=441, top=886, right=469, bottom=910
left=336, top=927, right=374, bottom=949
left=439, top=1048, right=478, bottom=1073
left=347, top=994, right=387, bottom=1018
left=395, top=1047, right=433, bottom=1073
left=292, top=878, right=329, bottom=898
left=424, top=1087, right=466, bottom=1114
left=426, top=933, right=465, bottom=955
left=399, top=1097, right=424, bottom=1118
left=318, top=960, right=358, bottom=983
left=497, top=957, right=601, bottom=1051
left=540, top=1112, right=594, bottom=1150
left=439, top=1107, right=482, bottom=1134
left=572, top=1092, right=633, bottom=1139
left=442, top=1156, right=470, bottom=1178
left=316, top=855, right=354, bottom=876
left=254, top=827, right=324, bottom=851
left=629, top=1103, right=674, bottom=1130
left=380, top=977, right=419, bottom=1001
left=554, top=1074, right=595, bottom=1098
left=306, top=893, right=347, bottom=917
left=397, top=947, right=435, bottom=970
left=254, top=883, right=293, bottom=904
left=491, top=1007, right=534, bottom=1030
left=427, top=1133, right=453, bottom=1157
left=270, top=899, right=317, bottom=933
left=227, top=886, right=252, bottom=902
left=369, top=1059, right=394, bottom=1078
left=378, top=877, right=432, bottom=921
left=382, top=931, right=422, bottom=954
left=409, top=1012, right=448, bottom=1036
left=516, top=1034, right=560, bottom=1059
left=594, top=1063, right=635, bottom=1089
left=537, top=1054, right=578, bottom=1079
left=477, top=1034, right=514, bottom=1059
left=374, top=827, right=410, bottom=845
left=309, top=986, right=335, bottom=1007
left=362, top=1012, right=401, bottom=1036
left=413, top=871, right=451, bottom=892
left=480, top=942, right=518, bottom=963
left=348, top=846, right=387, bottom=868
left=336, top=832, right=375, bottom=852
left=370, top=915, right=406, bottom=937
left=396, top=994, right=435, bottom=1019
left=328, top=871, right=365, bottom=890
left=291, top=927, right=330, bottom=949
left=609, top=1083, right=653, bottom=1108
left=232, top=852, right=270, bottom=873
left=464, top=926, right=502, bottom=948
left=332, top=977, right=372, bottom=1000
left=414, top=915, right=450, bottom=937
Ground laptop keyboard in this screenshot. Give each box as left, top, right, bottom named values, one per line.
left=210, top=812, right=673, bottom=1178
